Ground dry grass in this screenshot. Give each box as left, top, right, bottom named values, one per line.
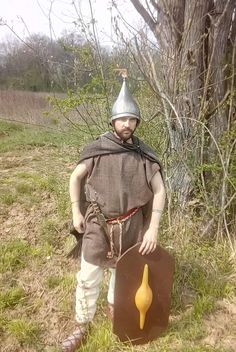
left=0, top=90, right=67, bottom=127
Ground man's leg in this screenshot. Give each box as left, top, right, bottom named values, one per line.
left=107, top=268, right=116, bottom=321
left=62, top=254, right=103, bottom=352
left=107, top=268, right=116, bottom=305
left=75, top=253, right=104, bottom=323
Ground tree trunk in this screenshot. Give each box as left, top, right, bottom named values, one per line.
left=207, top=0, right=236, bottom=141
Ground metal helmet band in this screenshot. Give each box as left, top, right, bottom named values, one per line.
left=111, top=78, right=141, bottom=122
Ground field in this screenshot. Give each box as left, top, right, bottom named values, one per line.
left=0, top=91, right=236, bottom=351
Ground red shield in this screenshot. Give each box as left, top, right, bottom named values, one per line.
left=113, top=243, right=174, bottom=345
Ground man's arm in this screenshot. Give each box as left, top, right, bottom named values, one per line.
left=69, top=162, right=88, bottom=233
left=139, top=171, right=166, bottom=255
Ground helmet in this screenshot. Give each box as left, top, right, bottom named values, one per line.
left=111, top=78, right=140, bottom=122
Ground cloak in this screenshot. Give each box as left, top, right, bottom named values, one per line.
left=78, top=131, right=162, bottom=167
left=69, top=131, right=162, bottom=267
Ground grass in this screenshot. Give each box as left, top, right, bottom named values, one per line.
left=0, top=314, right=8, bottom=334
left=40, top=218, right=60, bottom=246
left=0, top=191, right=15, bottom=205
left=0, top=287, right=27, bottom=309
left=7, top=318, right=41, bottom=345
left=46, top=276, right=63, bottom=290
left=15, top=181, right=36, bottom=194
left=0, top=240, right=33, bottom=273
left=45, top=274, right=75, bottom=291
left=0, top=119, right=235, bottom=352
left=0, top=119, right=92, bottom=153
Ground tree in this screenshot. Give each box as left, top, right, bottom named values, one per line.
left=119, top=0, right=236, bottom=237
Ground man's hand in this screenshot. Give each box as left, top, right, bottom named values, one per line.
left=139, top=227, right=158, bottom=255
left=73, top=212, right=85, bottom=233
left=139, top=171, right=165, bottom=256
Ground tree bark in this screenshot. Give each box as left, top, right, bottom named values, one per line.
left=207, top=0, right=236, bottom=141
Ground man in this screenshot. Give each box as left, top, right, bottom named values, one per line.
left=61, top=76, right=166, bottom=352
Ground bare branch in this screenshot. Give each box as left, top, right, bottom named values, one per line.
left=129, top=0, right=158, bottom=35
left=150, top=0, right=162, bottom=12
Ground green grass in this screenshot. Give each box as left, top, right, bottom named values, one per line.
left=0, top=191, right=16, bottom=205
left=45, top=274, right=75, bottom=291
left=14, top=171, right=70, bottom=218
left=0, top=287, right=27, bottom=309
left=170, top=238, right=235, bottom=314
left=15, top=172, right=61, bottom=193
left=0, top=119, right=91, bottom=152
left=59, top=274, right=76, bottom=290
left=46, top=276, right=63, bottom=289
left=15, top=181, right=35, bottom=194
left=7, top=318, right=41, bottom=345
left=0, top=240, right=33, bottom=273
left=31, top=242, right=53, bottom=259
left=80, top=320, right=116, bottom=352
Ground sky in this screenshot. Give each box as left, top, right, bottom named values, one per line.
left=0, top=0, right=141, bottom=45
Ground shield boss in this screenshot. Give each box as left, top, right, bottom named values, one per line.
left=113, top=243, right=174, bottom=345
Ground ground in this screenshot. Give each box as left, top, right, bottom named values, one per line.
left=0, top=120, right=235, bottom=352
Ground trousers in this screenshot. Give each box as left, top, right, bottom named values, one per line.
left=75, top=253, right=116, bottom=324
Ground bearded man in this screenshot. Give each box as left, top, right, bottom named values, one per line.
left=61, top=77, right=166, bottom=352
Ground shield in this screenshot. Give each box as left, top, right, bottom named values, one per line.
left=113, top=243, right=174, bottom=345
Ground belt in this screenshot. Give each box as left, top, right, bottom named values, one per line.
left=106, top=207, right=140, bottom=224
left=91, top=202, right=140, bottom=259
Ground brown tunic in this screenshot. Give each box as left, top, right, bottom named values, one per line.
left=81, top=149, right=160, bottom=268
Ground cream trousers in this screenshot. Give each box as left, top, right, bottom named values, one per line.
left=75, top=253, right=116, bottom=324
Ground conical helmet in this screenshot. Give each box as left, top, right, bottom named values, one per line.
left=111, top=77, right=140, bottom=122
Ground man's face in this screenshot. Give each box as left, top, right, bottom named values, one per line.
left=112, top=116, right=138, bottom=142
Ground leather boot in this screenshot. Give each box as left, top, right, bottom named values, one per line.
left=61, top=324, right=89, bottom=352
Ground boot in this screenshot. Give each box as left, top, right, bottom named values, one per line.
left=61, top=324, right=89, bottom=352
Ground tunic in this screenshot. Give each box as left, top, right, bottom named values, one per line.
left=79, top=133, right=161, bottom=268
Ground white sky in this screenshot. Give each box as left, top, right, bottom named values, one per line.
left=0, top=0, right=141, bottom=45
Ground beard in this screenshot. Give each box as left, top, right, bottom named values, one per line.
left=114, top=128, right=135, bottom=142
